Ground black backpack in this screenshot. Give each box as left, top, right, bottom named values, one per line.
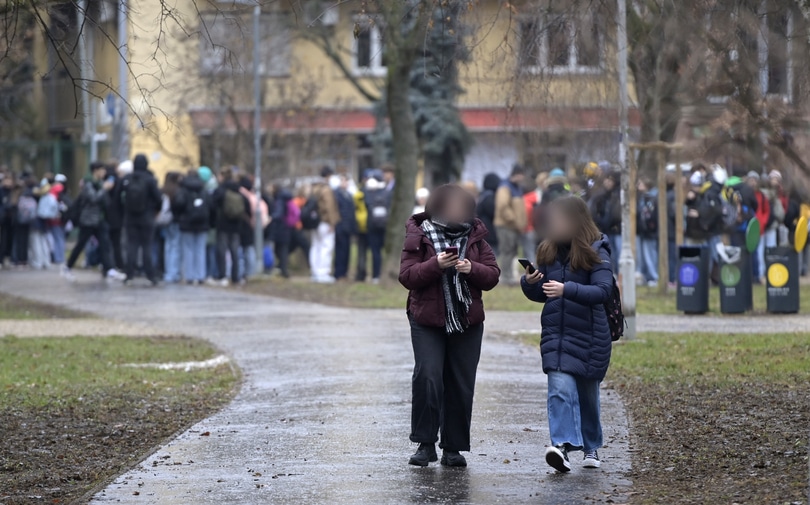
left=186, top=191, right=210, bottom=226
left=123, top=176, right=149, bottom=213
left=637, top=193, right=658, bottom=235
left=604, top=276, right=625, bottom=341
left=300, top=196, right=320, bottom=230
left=366, top=190, right=390, bottom=231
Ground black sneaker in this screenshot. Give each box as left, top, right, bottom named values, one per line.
left=545, top=445, right=571, bottom=473
left=408, top=443, right=438, bottom=467
left=440, top=450, right=467, bottom=467
left=583, top=449, right=601, bottom=468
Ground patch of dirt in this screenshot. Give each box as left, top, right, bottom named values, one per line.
left=0, top=389, right=237, bottom=504
left=614, top=381, right=810, bottom=504
left=0, top=293, right=89, bottom=320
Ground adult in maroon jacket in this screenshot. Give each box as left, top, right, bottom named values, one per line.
left=399, top=184, right=500, bottom=468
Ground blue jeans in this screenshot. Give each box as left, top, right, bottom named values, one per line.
left=239, top=245, right=256, bottom=280
left=334, top=230, right=351, bottom=279
left=163, top=223, right=181, bottom=282
left=636, top=236, right=659, bottom=283
left=367, top=229, right=385, bottom=280
left=608, top=233, right=621, bottom=273
left=547, top=371, right=603, bottom=452
left=51, top=225, right=66, bottom=264
left=181, top=231, right=207, bottom=282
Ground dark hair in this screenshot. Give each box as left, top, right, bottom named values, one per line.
left=510, top=163, right=525, bottom=177
left=536, top=196, right=602, bottom=271
left=424, top=184, right=476, bottom=222
left=320, top=165, right=334, bottom=178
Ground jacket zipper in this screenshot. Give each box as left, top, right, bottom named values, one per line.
left=557, top=260, right=567, bottom=371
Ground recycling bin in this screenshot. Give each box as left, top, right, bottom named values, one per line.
left=677, top=246, right=710, bottom=314
left=765, top=246, right=800, bottom=313
left=716, top=245, right=753, bottom=314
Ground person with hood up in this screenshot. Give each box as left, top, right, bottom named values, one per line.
left=476, top=173, right=501, bottom=254
left=120, top=153, right=162, bottom=285
left=494, top=164, right=527, bottom=284
left=62, top=162, right=121, bottom=281
left=212, top=167, right=250, bottom=286
left=172, top=169, right=212, bottom=284
left=521, top=196, right=614, bottom=473
left=270, top=184, right=296, bottom=279
left=197, top=166, right=219, bottom=279
left=399, top=184, right=500, bottom=468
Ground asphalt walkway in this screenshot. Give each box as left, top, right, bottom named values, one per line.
left=0, top=270, right=632, bottom=504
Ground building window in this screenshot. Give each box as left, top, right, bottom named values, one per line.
left=200, top=11, right=290, bottom=77
left=519, top=11, right=602, bottom=74
left=353, top=16, right=385, bottom=76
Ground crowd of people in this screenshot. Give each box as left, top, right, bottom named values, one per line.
left=0, top=158, right=402, bottom=286
left=1, top=155, right=807, bottom=289
left=473, top=161, right=810, bottom=289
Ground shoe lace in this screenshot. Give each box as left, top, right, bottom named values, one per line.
left=584, top=450, right=598, bottom=460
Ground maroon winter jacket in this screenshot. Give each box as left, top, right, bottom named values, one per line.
left=399, top=214, right=500, bottom=328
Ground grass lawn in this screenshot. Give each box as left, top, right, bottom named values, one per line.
left=608, top=332, right=809, bottom=504
left=244, top=277, right=810, bottom=315
left=0, top=335, right=239, bottom=503
left=0, top=292, right=89, bottom=319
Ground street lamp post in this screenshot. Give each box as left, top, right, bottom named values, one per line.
left=617, top=0, right=636, bottom=339
left=252, top=2, right=264, bottom=268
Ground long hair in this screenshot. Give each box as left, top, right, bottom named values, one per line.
left=536, top=196, right=603, bottom=271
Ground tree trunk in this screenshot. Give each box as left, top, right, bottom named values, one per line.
left=381, top=58, right=420, bottom=282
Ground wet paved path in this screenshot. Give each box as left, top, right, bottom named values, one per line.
left=1, top=271, right=632, bottom=505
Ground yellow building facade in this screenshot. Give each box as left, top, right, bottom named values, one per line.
left=40, top=0, right=636, bottom=185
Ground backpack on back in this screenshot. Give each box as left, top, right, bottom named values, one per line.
left=637, top=193, right=658, bottom=235
left=720, top=187, right=741, bottom=232
left=222, top=189, right=244, bottom=220
left=285, top=199, right=301, bottom=228
left=300, top=196, right=321, bottom=230
left=186, top=191, right=210, bottom=226
left=37, top=193, right=60, bottom=220
left=16, top=195, right=37, bottom=224
left=123, top=176, right=149, bottom=213
left=366, top=190, right=390, bottom=230
left=604, top=277, right=625, bottom=341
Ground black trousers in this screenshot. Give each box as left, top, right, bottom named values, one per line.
left=410, top=318, right=483, bottom=452
left=216, top=230, right=241, bottom=283
left=109, top=227, right=125, bottom=270
left=274, top=226, right=292, bottom=277
left=12, top=224, right=29, bottom=264
left=67, top=225, right=113, bottom=272
left=125, top=223, right=155, bottom=280
left=355, top=233, right=368, bottom=281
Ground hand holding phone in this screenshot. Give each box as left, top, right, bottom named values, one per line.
left=518, top=258, right=536, bottom=274
left=444, top=246, right=459, bottom=256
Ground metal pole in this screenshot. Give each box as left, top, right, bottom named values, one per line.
left=88, top=23, right=98, bottom=162
left=617, top=0, right=636, bottom=339
left=115, top=0, right=130, bottom=162
left=252, top=3, right=264, bottom=267
left=77, top=0, right=93, bottom=163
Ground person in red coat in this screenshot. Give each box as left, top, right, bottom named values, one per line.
left=399, top=184, right=500, bottom=468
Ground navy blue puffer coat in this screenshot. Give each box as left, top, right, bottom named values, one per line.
left=521, top=235, right=614, bottom=381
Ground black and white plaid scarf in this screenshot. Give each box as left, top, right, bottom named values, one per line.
left=421, top=218, right=474, bottom=334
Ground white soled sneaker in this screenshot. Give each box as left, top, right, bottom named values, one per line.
left=545, top=445, right=571, bottom=473
left=583, top=449, right=601, bottom=468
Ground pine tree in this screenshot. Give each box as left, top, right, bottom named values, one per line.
left=373, top=0, right=473, bottom=186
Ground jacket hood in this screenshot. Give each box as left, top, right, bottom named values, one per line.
left=277, top=189, right=293, bottom=201
left=593, top=233, right=612, bottom=256
left=482, top=173, right=501, bottom=192
left=182, top=173, right=205, bottom=192
left=133, top=154, right=149, bottom=172
left=406, top=214, right=490, bottom=242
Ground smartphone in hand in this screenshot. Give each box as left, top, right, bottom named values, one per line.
left=518, top=258, right=536, bottom=275
left=444, top=246, right=459, bottom=256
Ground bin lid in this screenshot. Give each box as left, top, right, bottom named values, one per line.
left=745, top=218, right=760, bottom=253
left=796, top=216, right=808, bottom=252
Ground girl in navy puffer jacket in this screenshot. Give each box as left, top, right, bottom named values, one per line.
left=520, top=196, right=614, bottom=474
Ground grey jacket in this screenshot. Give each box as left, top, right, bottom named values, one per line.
left=78, top=181, right=107, bottom=228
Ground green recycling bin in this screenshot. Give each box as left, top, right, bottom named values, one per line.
left=677, top=246, right=710, bottom=314
left=716, top=245, right=753, bottom=314
left=765, top=246, right=800, bottom=313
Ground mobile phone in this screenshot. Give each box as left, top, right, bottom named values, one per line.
left=518, top=258, right=536, bottom=274
left=444, top=246, right=459, bottom=256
